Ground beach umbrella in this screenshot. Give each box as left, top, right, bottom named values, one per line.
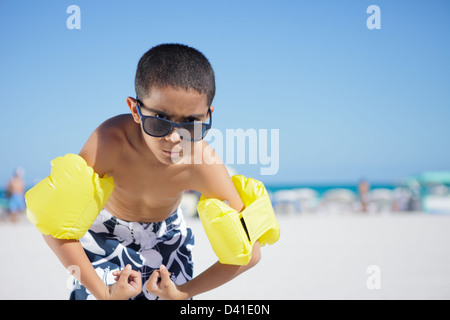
left=406, top=171, right=450, bottom=185
left=322, top=189, right=356, bottom=203
left=368, top=188, right=394, bottom=201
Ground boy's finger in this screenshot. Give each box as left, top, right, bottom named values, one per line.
left=159, top=265, right=172, bottom=287
left=117, top=264, right=132, bottom=283
left=146, top=270, right=161, bottom=292
left=129, top=270, right=142, bottom=284
left=128, top=270, right=142, bottom=290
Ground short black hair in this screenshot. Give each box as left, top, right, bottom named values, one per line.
left=135, top=43, right=215, bottom=106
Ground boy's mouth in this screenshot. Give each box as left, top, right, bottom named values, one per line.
left=163, top=149, right=182, bottom=156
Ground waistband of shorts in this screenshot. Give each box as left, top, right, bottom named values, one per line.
left=99, top=207, right=181, bottom=228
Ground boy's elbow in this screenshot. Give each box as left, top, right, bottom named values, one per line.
left=248, top=242, right=261, bottom=268
left=250, top=251, right=261, bottom=268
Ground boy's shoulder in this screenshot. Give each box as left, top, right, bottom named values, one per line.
left=79, top=114, right=135, bottom=176
left=189, top=141, right=228, bottom=186
left=191, top=140, right=224, bottom=170
left=189, top=141, right=244, bottom=211
left=92, top=114, right=136, bottom=154
left=97, top=114, right=135, bottom=137
left=101, top=113, right=143, bottom=143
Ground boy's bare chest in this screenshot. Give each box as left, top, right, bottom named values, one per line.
left=110, top=152, right=191, bottom=207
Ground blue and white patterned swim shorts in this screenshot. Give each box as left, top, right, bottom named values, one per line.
left=70, top=208, right=195, bottom=300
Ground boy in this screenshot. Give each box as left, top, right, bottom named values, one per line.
left=41, top=43, right=261, bottom=300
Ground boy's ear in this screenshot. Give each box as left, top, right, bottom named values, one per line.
left=209, top=105, right=214, bottom=119
left=127, top=97, right=140, bottom=124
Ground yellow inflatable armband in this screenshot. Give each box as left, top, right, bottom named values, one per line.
left=197, top=175, right=280, bottom=265
left=25, top=154, right=115, bottom=240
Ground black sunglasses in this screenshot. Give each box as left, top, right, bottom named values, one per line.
left=135, top=98, right=212, bottom=142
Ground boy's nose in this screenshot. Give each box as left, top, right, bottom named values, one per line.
left=165, top=128, right=182, bottom=143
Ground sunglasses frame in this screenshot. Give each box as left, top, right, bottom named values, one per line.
left=135, top=98, right=212, bottom=142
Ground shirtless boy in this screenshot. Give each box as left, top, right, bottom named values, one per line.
left=39, top=43, right=261, bottom=300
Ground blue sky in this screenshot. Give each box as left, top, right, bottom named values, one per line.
left=0, top=0, right=449, bottom=187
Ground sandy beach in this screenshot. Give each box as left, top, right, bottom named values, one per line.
left=1, top=212, right=449, bottom=300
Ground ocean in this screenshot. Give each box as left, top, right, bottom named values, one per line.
left=0, top=183, right=398, bottom=209
left=264, top=183, right=397, bottom=198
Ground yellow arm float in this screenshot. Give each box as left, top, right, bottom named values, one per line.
left=25, top=154, right=115, bottom=240
left=197, top=175, right=280, bottom=265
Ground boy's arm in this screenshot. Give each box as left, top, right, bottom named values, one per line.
left=146, top=143, right=261, bottom=299
left=147, top=243, right=260, bottom=300
left=41, top=121, right=141, bottom=300
left=44, top=235, right=142, bottom=300
left=43, top=235, right=110, bottom=299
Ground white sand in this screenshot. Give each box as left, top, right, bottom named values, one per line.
left=1, top=212, right=449, bottom=300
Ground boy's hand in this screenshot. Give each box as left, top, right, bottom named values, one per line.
left=107, top=264, right=142, bottom=300
left=146, top=265, right=188, bottom=300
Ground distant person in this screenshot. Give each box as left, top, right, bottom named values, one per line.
left=358, top=178, right=370, bottom=212
left=6, top=167, right=26, bottom=222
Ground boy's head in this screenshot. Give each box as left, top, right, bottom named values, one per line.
left=135, top=43, right=215, bottom=106
left=129, top=44, right=215, bottom=165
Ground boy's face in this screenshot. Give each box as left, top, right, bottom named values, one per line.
left=128, top=86, right=213, bottom=165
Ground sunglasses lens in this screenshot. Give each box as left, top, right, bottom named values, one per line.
left=179, top=123, right=209, bottom=141
left=143, top=117, right=172, bottom=137
left=142, top=117, right=210, bottom=141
